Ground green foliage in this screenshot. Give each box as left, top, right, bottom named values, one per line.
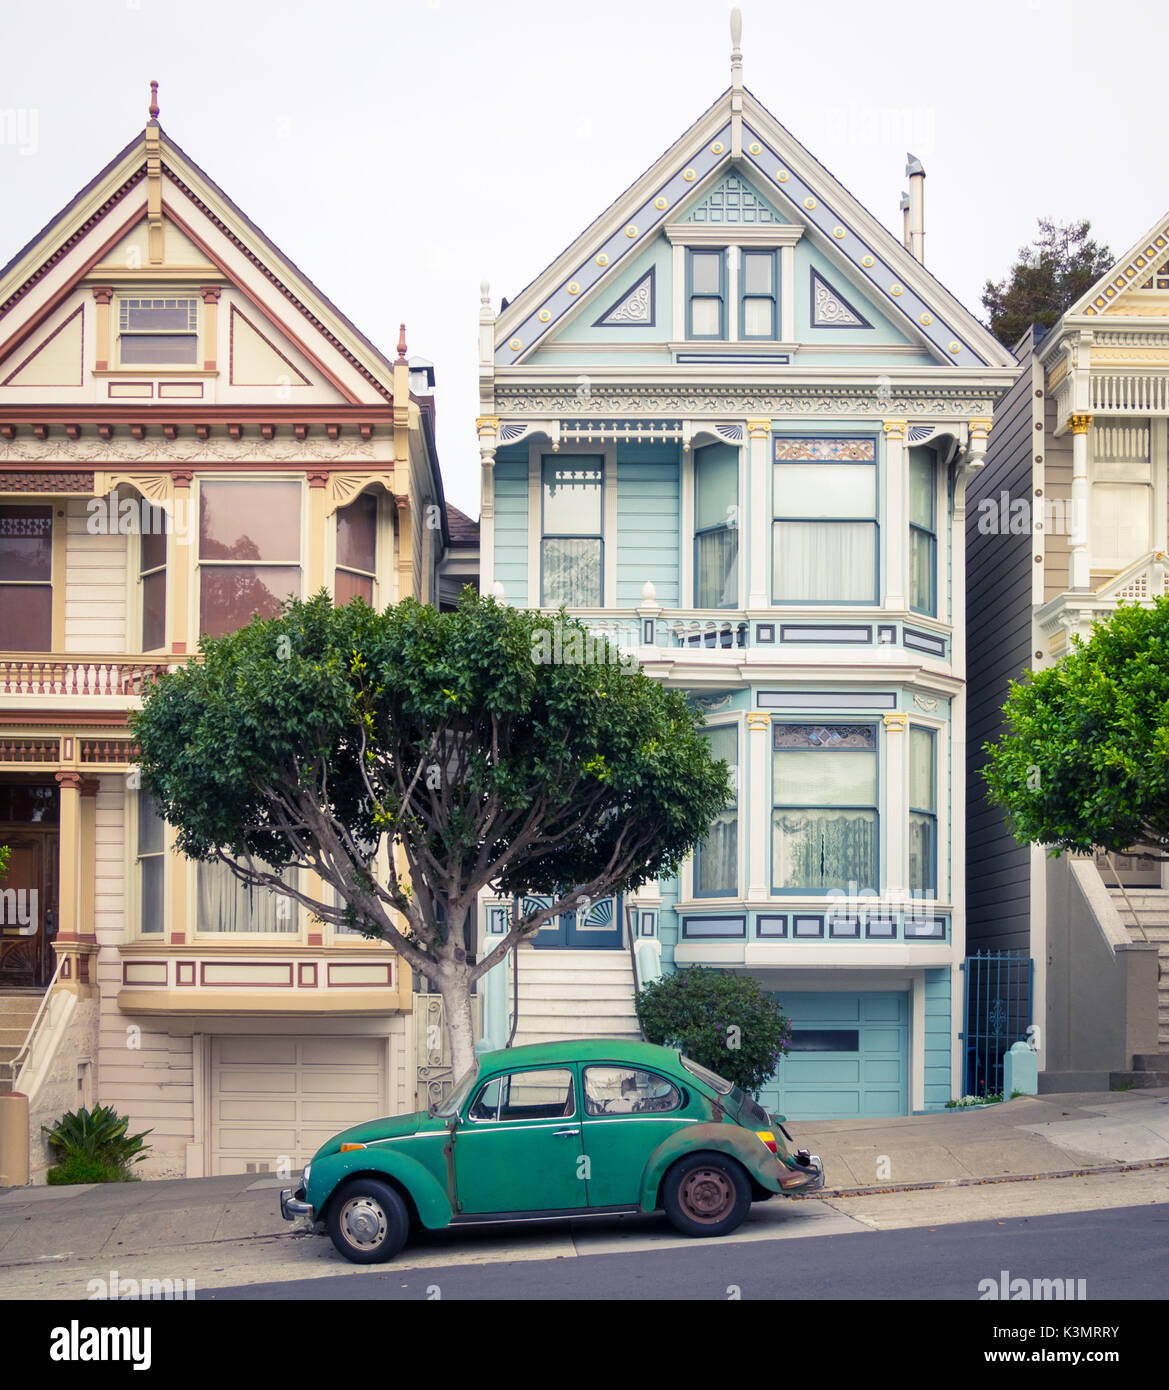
left=129, top=590, right=730, bottom=971
left=636, top=965, right=790, bottom=1094
left=0, top=844, right=9, bottom=878
left=42, top=1104, right=152, bottom=1175
left=983, top=598, right=1169, bottom=856
left=982, top=218, right=1112, bottom=347
left=47, top=1154, right=135, bottom=1185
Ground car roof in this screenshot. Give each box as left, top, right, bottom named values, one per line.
left=475, top=1038, right=685, bottom=1072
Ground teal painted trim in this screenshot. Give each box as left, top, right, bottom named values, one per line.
left=923, top=965, right=953, bottom=1106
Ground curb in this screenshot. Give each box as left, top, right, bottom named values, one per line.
left=789, top=1155, right=1169, bottom=1200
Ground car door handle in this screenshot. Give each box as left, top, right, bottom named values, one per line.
left=553, top=1127, right=580, bottom=1138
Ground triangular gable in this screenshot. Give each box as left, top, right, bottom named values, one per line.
left=592, top=268, right=656, bottom=327
left=680, top=170, right=787, bottom=225
left=809, top=268, right=871, bottom=329
left=0, top=123, right=400, bottom=406
left=2, top=304, right=84, bottom=385
left=229, top=304, right=312, bottom=385
left=494, top=86, right=1014, bottom=370
left=1066, top=213, right=1169, bottom=318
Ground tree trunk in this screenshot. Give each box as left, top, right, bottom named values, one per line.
left=437, top=970, right=477, bottom=1083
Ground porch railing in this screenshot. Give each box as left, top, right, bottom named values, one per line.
left=0, top=655, right=186, bottom=697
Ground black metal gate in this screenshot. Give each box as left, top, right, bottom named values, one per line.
left=961, top=951, right=1033, bottom=1097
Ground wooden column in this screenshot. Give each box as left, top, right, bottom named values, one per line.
left=199, top=287, right=221, bottom=372
left=306, top=471, right=329, bottom=594
left=883, top=419, right=908, bottom=611
left=746, top=419, right=771, bottom=609
left=52, top=770, right=96, bottom=994
left=92, top=287, right=114, bottom=371
left=882, top=712, right=908, bottom=897
left=171, top=470, right=192, bottom=653
left=745, top=712, right=771, bottom=901
left=1069, top=413, right=1093, bottom=591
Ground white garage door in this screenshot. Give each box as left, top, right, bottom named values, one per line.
left=210, top=1036, right=387, bottom=1175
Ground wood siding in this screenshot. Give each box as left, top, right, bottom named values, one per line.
left=64, top=498, right=127, bottom=653
left=616, top=445, right=680, bottom=606
left=492, top=456, right=529, bottom=606
left=965, top=330, right=1037, bottom=953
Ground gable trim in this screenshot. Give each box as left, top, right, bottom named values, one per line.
left=592, top=268, right=656, bottom=328
left=228, top=304, right=312, bottom=386
left=1, top=304, right=85, bottom=386
left=1081, top=230, right=1169, bottom=317
left=810, top=269, right=872, bottom=330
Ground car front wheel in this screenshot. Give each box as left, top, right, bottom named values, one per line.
left=326, top=1178, right=410, bottom=1264
left=662, top=1152, right=752, bottom=1238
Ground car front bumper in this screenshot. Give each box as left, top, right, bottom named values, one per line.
left=280, top=1186, right=313, bottom=1221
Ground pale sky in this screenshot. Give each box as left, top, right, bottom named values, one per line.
left=2, top=0, right=1165, bottom=518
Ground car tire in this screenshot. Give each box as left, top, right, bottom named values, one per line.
left=662, top=1152, right=752, bottom=1238
left=326, top=1178, right=411, bottom=1264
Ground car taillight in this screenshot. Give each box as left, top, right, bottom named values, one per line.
left=755, top=1130, right=778, bottom=1154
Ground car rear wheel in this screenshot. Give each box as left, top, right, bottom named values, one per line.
left=326, top=1178, right=410, bottom=1264
left=662, top=1152, right=752, bottom=1238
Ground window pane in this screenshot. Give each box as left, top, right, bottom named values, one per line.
left=334, top=569, right=374, bottom=606
left=498, top=1069, right=574, bottom=1120
left=336, top=493, right=377, bottom=572
left=694, top=445, right=738, bottom=531
left=0, top=506, right=53, bottom=581
left=774, top=747, right=877, bottom=805
left=695, top=807, right=737, bottom=895
left=0, top=586, right=51, bottom=650
left=774, top=463, right=876, bottom=517
left=197, top=859, right=297, bottom=933
left=120, top=334, right=198, bottom=364
left=772, top=808, right=878, bottom=892
left=142, top=570, right=166, bottom=650
left=199, top=481, right=301, bottom=562
left=543, top=459, right=602, bottom=535
left=696, top=526, right=738, bottom=607
left=691, top=252, right=722, bottom=294
left=542, top=538, right=601, bottom=606
left=909, top=727, right=936, bottom=811
left=773, top=521, right=876, bottom=601
left=140, top=857, right=165, bottom=935
left=583, top=1067, right=681, bottom=1115
left=690, top=298, right=721, bottom=336
left=199, top=566, right=300, bottom=638
left=909, top=451, right=935, bottom=529
left=137, top=791, right=165, bottom=856
left=909, top=528, right=936, bottom=615
left=743, top=252, right=773, bottom=293
left=140, top=507, right=167, bottom=572
left=121, top=299, right=197, bottom=331
left=743, top=297, right=774, bottom=337
left=909, top=812, right=936, bottom=895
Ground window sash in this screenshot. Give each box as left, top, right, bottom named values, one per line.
left=772, top=520, right=878, bottom=602
left=541, top=537, right=602, bottom=607
left=695, top=724, right=738, bottom=897
left=688, top=250, right=726, bottom=339
left=771, top=808, right=879, bottom=894
left=197, top=858, right=299, bottom=934
left=695, top=525, right=738, bottom=608
left=909, top=526, right=936, bottom=615
left=740, top=251, right=778, bottom=339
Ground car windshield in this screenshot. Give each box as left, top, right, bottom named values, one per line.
left=679, top=1054, right=734, bottom=1095
left=431, top=1062, right=480, bottom=1117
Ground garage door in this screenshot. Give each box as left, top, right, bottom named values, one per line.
left=757, top=992, right=908, bottom=1120
left=210, top=1036, right=387, bottom=1175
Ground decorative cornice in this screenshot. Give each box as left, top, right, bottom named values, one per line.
left=0, top=469, right=94, bottom=492
left=495, top=385, right=1000, bottom=418
left=326, top=471, right=395, bottom=515
left=0, top=435, right=377, bottom=464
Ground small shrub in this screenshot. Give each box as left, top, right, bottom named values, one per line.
left=636, top=965, right=790, bottom=1094
left=42, top=1104, right=152, bottom=1179
left=47, top=1154, right=133, bottom=1185
left=945, top=1093, right=1003, bottom=1108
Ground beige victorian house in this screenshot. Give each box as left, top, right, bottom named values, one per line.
left=0, top=93, right=451, bottom=1181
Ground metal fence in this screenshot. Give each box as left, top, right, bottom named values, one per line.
left=961, top=951, right=1033, bottom=1097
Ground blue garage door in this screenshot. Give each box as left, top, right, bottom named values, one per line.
left=757, top=991, right=909, bottom=1120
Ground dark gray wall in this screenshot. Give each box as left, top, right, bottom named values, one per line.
left=965, top=329, right=1036, bottom=953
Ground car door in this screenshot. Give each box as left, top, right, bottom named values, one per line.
left=452, top=1065, right=588, bottom=1215
left=579, top=1064, right=692, bottom=1207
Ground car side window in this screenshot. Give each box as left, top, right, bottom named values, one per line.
left=583, top=1066, right=682, bottom=1117
left=468, top=1069, right=575, bottom=1123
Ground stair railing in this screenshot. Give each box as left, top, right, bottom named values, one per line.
left=1103, top=852, right=1151, bottom=944
left=10, top=956, right=63, bottom=1092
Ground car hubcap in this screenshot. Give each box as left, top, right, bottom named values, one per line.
left=678, top=1167, right=734, bottom=1223
left=340, top=1195, right=388, bottom=1249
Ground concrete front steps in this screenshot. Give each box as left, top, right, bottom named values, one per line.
left=0, top=990, right=42, bottom=1096
left=511, top=949, right=641, bottom=1048
left=1108, top=887, right=1169, bottom=1049
left=1109, top=1054, right=1169, bottom=1090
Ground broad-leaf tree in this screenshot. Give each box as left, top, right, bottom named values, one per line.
left=130, top=590, right=730, bottom=1077
left=983, top=598, right=1169, bottom=857
left=982, top=218, right=1112, bottom=347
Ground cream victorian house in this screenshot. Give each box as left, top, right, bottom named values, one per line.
left=0, top=90, right=451, bottom=1180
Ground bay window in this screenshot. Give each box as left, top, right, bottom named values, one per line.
left=908, top=725, right=937, bottom=898
left=694, top=443, right=739, bottom=607
left=197, top=858, right=298, bottom=934
left=541, top=456, right=602, bottom=606
left=694, top=724, right=738, bottom=897
left=772, top=723, right=878, bottom=894
left=335, top=491, right=378, bottom=605
left=0, top=505, right=52, bottom=650
left=772, top=438, right=878, bottom=603
left=909, top=448, right=937, bottom=616
left=137, top=790, right=166, bottom=935
left=198, top=479, right=301, bottom=638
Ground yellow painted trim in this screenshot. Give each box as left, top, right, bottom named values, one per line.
left=115, top=988, right=411, bottom=1015
left=51, top=504, right=67, bottom=650
left=170, top=475, right=191, bottom=651
left=307, top=484, right=326, bottom=591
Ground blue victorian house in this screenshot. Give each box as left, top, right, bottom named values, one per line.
left=473, top=13, right=1017, bottom=1118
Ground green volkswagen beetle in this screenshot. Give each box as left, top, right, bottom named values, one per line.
left=280, top=1038, right=824, bottom=1263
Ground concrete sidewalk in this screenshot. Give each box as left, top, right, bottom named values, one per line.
left=1, top=1088, right=1167, bottom=1270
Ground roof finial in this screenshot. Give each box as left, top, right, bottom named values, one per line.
left=396, top=323, right=408, bottom=363
left=730, top=7, right=743, bottom=91
left=148, top=80, right=160, bottom=122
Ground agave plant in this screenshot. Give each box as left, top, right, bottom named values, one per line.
left=42, top=1104, right=152, bottom=1171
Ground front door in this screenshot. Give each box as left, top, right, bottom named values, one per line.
left=0, top=828, right=58, bottom=987
left=525, top=894, right=624, bottom=949
left=452, top=1065, right=587, bottom=1214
